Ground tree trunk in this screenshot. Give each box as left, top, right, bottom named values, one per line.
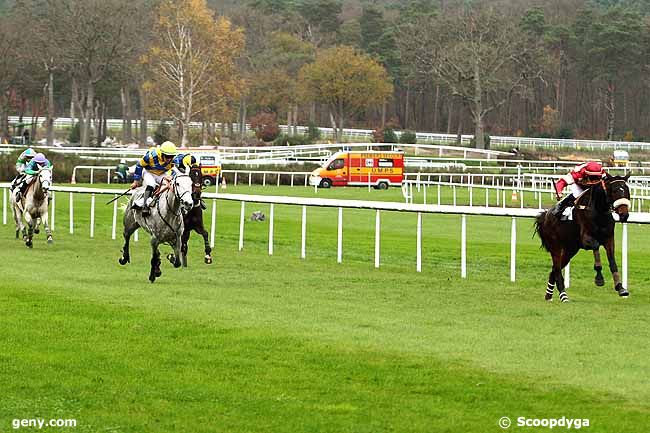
left=381, top=101, right=386, bottom=128
left=433, top=85, right=440, bottom=131
left=606, top=81, right=615, bottom=141
left=121, top=87, right=133, bottom=143
left=309, top=102, right=316, bottom=123
left=46, top=70, right=55, bottom=146
left=138, top=85, right=148, bottom=145
left=404, top=82, right=410, bottom=129
left=239, top=98, right=247, bottom=142
left=447, top=97, right=453, bottom=135
left=287, top=106, right=293, bottom=135
left=0, top=94, right=8, bottom=142
left=81, top=81, right=94, bottom=146
left=293, top=104, right=298, bottom=135
left=456, top=102, right=462, bottom=146
left=70, top=78, right=78, bottom=124
left=472, top=59, right=485, bottom=149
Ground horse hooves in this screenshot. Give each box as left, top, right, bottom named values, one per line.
left=118, top=256, right=129, bottom=265
left=155, top=269, right=162, bottom=277
left=34, top=228, right=40, bottom=234
left=47, top=239, right=53, bottom=244
left=26, top=241, right=33, bottom=248
left=166, top=253, right=175, bottom=264
left=149, top=274, right=156, bottom=283
left=615, top=284, right=629, bottom=297
left=204, top=256, right=212, bottom=264
left=595, top=276, right=605, bottom=287
left=15, top=231, right=19, bottom=239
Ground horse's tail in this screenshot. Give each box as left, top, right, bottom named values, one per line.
left=534, top=211, right=552, bottom=252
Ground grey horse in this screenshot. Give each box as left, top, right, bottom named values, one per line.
left=118, top=172, right=194, bottom=282
left=10, top=167, right=53, bottom=248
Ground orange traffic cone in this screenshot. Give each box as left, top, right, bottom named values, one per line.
left=511, top=190, right=518, bottom=202
left=221, top=177, right=227, bottom=189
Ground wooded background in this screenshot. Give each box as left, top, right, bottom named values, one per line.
left=0, top=0, right=649, bottom=147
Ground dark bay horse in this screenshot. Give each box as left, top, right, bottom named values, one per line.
left=534, top=175, right=631, bottom=302
left=168, top=165, right=212, bottom=266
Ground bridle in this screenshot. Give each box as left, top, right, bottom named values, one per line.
left=156, top=173, right=193, bottom=234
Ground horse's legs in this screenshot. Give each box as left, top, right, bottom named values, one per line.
left=174, top=231, right=183, bottom=268
left=195, top=224, right=212, bottom=264
left=181, top=229, right=191, bottom=267
left=11, top=202, right=25, bottom=240
left=34, top=217, right=40, bottom=235
left=41, top=209, right=53, bottom=243
left=545, top=271, right=556, bottom=301
left=603, top=238, right=629, bottom=297
left=149, top=237, right=162, bottom=282
left=23, top=212, right=35, bottom=248
left=593, top=249, right=604, bottom=286
left=552, top=251, right=571, bottom=303
left=119, top=211, right=138, bottom=265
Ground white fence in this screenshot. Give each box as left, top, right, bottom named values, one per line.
left=9, top=115, right=650, bottom=150
left=2, top=183, right=648, bottom=287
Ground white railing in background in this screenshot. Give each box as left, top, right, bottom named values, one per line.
left=9, top=115, right=650, bottom=150
left=1, top=183, right=647, bottom=287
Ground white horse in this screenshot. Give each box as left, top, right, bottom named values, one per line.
left=118, top=172, right=194, bottom=282
left=10, top=167, right=53, bottom=248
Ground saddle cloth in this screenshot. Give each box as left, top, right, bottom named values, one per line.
left=559, top=206, right=574, bottom=221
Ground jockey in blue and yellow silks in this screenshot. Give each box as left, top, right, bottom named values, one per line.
left=131, top=141, right=178, bottom=215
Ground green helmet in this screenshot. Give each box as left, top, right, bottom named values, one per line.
left=24, top=148, right=36, bottom=158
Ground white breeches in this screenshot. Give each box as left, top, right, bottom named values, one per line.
left=570, top=183, right=584, bottom=196
left=143, top=171, right=165, bottom=189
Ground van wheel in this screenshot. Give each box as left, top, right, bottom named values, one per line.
left=320, top=179, right=332, bottom=188
left=377, top=182, right=389, bottom=190
left=202, top=177, right=215, bottom=187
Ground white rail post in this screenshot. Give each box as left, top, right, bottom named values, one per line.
left=485, top=188, right=489, bottom=207
left=248, top=172, right=252, bottom=186
left=2, top=187, right=6, bottom=225
left=234, top=171, right=238, bottom=185
left=437, top=184, right=441, bottom=205
left=210, top=199, right=216, bottom=248
left=268, top=203, right=274, bottom=255
left=453, top=186, right=457, bottom=206
left=134, top=229, right=139, bottom=242
left=276, top=173, right=280, bottom=187
left=416, top=212, right=422, bottom=273
left=69, top=192, right=74, bottom=234
left=239, top=201, right=245, bottom=251
left=51, top=191, right=55, bottom=230
left=469, top=186, right=473, bottom=207
left=111, top=195, right=117, bottom=240
left=90, top=168, right=94, bottom=184
left=337, top=207, right=343, bottom=263
left=291, top=174, right=294, bottom=187
left=90, top=193, right=95, bottom=238
left=622, top=223, right=628, bottom=288
left=423, top=185, right=427, bottom=204
left=510, top=217, right=516, bottom=282
left=301, top=205, right=307, bottom=259
left=375, top=209, right=380, bottom=268
left=263, top=172, right=266, bottom=186
left=461, top=214, right=467, bottom=278
left=304, top=174, right=308, bottom=187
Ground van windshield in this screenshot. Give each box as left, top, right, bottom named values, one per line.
left=327, top=159, right=345, bottom=170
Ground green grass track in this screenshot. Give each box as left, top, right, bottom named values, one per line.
left=1, top=184, right=648, bottom=432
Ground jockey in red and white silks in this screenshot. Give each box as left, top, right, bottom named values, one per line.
left=552, top=161, right=607, bottom=217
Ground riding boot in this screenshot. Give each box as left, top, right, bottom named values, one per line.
left=552, top=194, right=575, bottom=217
left=142, top=186, right=154, bottom=216
left=200, top=199, right=207, bottom=210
